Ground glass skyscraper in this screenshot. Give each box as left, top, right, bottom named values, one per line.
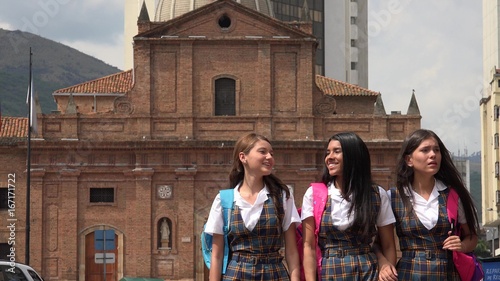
left=271, top=0, right=368, bottom=87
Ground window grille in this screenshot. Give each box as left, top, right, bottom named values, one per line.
left=0, top=188, right=7, bottom=210
left=215, top=78, right=236, bottom=116
left=90, top=188, right=114, bottom=203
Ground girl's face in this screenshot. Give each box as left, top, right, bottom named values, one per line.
left=325, top=140, right=343, bottom=178
left=406, top=137, right=441, bottom=177
left=239, top=139, right=274, bottom=177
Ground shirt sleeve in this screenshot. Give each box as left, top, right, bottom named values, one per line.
left=203, top=193, right=224, bottom=235
left=283, top=190, right=301, bottom=231
left=300, top=186, right=314, bottom=220
left=376, top=186, right=396, bottom=227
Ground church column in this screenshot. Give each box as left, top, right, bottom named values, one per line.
left=257, top=42, right=272, bottom=137
left=178, top=42, right=194, bottom=138
left=59, top=168, right=80, bottom=280
left=174, top=167, right=196, bottom=278
left=131, top=168, right=154, bottom=276
left=29, top=168, right=45, bottom=274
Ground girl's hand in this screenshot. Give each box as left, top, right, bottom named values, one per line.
left=378, top=263, right=398, bottom=281
left=442, top=231, right=464, bottom=252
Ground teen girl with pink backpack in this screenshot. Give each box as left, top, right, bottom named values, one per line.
left=301, top=132, right=397, bottom=280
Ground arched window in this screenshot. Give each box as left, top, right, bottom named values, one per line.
left=215, top=78, right=236, bottom=116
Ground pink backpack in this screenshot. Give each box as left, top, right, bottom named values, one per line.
left=296, top=182, right=328, bottom=281
left=447, top=188, right=484, bottom=281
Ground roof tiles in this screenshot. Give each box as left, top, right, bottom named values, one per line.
left=54, top=70, right=133, bottom=94
left=0, top=117, right=28, bottom=138
left=316, top=75, right=379, bottom=97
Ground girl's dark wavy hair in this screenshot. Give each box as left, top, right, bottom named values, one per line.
left=396, top=129, right=480, bottom=236
left=228, top=133, right=290, bottom=228
left=321, top=132, right=376, bottom=240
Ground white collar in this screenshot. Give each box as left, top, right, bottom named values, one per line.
left=403, top=178, right=447, bottom=196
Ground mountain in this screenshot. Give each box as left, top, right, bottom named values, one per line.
left=0, top=29, right=121, bottom=116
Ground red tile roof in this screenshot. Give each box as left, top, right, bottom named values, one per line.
left=316, top=75, right=379, bottom=97
left=54, top=70, right=133, bottom=94
left=0, top=117, right=28, bottom=138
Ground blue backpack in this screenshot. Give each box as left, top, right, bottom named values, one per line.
left=201, top=189, right=234, bottom=274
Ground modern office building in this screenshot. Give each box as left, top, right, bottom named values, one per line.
left=480, top=0, right=500, bottom=256
left=271, top=0, right=368, bottom=87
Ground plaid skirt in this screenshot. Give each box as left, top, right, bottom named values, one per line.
left=320, top=249, right=378, bottom=281
left=223, top=252, right=289, bottom=281
left=397, top=251, right=460, bottom=281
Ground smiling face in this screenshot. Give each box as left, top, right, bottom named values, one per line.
left=240, top=139, right=274, bottom=177
left=406, top=137, right=441, bottom=178
left=325, top=139, right=343, bottom=181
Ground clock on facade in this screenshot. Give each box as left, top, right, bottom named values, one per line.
left=157, top=185, right=172, bottom=199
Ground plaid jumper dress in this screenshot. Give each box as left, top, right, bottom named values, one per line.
left=390, top=187, right=460, bottom=281
left=223, top=194, right=288, bottom=281
left=318, top=185, right=381, bottom=281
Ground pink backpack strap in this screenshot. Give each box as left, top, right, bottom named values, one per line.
left=447, top=188, right=459, bottom=224
left=447, top=187, right=461, bottom=237
left=310, top=182, right=328, bottom=280
left=311, top=183, right=328, bottom=235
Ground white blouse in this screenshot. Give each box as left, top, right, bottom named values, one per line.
left=204, top=183, right=301, bottom=235
left=387, top=179, right=466, bottom=230
left=301, top=183, right=395, bottom=230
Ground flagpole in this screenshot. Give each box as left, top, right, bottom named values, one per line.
left=26, top=47, right=32, bottom=265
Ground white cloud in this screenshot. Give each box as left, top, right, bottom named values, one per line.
left=369, top=1, right=482, bottom=153
left=60, top=34, right=125, bottom=70
left=0, top=21, right=15, bottom=30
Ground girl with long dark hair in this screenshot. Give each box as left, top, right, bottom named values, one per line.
left=302, top=132, right=396, bottom=280
left=378, top=129, right=480, bottom=280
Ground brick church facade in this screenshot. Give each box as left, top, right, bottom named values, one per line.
left=0, top=0, right=420, bottom=280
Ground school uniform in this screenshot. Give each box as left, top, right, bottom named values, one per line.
left=389, top=179, right=465, bottom=280
left=205, top=184, right=301, bottom=281
left=301, top=183, right=395, bottom=281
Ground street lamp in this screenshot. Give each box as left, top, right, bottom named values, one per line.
left=492, top=228, right=497, bottom=257
left=486, top=208, right=498, bottom=257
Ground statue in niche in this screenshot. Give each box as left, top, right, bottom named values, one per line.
left=160, top=218, right=170, bottom=248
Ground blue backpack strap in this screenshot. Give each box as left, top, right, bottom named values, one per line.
left=219, top=189, right=234, bottom=274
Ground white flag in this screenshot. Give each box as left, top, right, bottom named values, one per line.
left=26, top=78, right=38, bottom=134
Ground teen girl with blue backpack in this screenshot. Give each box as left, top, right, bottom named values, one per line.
left=204, top=133, right=301, bottom=281
left=301, top=132, right=397, bottom=281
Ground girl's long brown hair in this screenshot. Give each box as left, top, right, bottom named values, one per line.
left=229, top=133, right=291, bottom=229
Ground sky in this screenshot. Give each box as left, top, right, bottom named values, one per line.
left=0, top=0, right=483, bottom=154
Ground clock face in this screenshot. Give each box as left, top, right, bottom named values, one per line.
left=158, top=185, right=172, bottom=199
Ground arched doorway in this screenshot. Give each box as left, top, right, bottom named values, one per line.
left=80, top=226, right=124, bottom=281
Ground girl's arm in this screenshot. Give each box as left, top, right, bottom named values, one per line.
left=443, top=223, right=478, bottom=253
left=209, top=234, right=224, bottom=281
left=376, top=224, right=398, bottom=281
left=302, top=217, right=317, bottom=281
left=284, top=223, right=301, bottom=281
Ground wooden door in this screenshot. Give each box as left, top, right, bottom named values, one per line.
left=85, top=231, right=118, bottom=281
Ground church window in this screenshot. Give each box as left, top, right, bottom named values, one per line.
left=0, top=188, right=7, bottom=210
left=0, top=243, right=9, bottom=260
left=215, top=78, right=236, bottom=116
left=218, top=14, right=231, bottom=29
left=90, top=188, right=115, bottom=203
